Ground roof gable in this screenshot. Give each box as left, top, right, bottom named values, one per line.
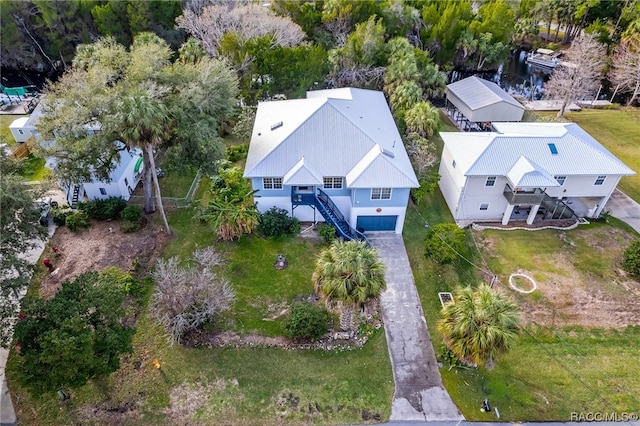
left=506, top=156, right=560, bottom=188
left=447, top=76, right=524, bottom=111
left=283, top=157, right=323, bottom=185
left=346, top=145, right=419, bottom=188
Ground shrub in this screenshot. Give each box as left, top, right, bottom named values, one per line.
left=284, top=302, right=331, bottom=342
left=151, top=247, right=234, bottom=345
left=424, top=223, right=466, bottom=264
left=225, top=144, right=249, bottom=162
left=120, top=221, right=139, bottom=233
left=121, top=205, right=142, bottom=223
left=52, top=207, right=73, bottom=226
left=317, top=223, right=336, bottom=244
left=623, top=239, right=640, bottom=276
left=258, top=207, right=300, bottom=237
left=78, top=197, right=127, bottom=221
left=65, top=211, right=90, bottom=232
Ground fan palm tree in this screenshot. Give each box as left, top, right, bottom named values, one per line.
left=404, top=101, right=441, bottom=138
left=437, top=284, right=520, bottom=369
left=119, top=88, right=172, bottom=234
left=312, top=240, right=386, bottom=330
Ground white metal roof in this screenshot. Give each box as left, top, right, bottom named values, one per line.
left=283, top=157, right=323, bottom=185
left=446, top=76, right=524, bottom=122
left=244, top=88, right=418, bottom=188
left=441, top=122, right=635, bottom=178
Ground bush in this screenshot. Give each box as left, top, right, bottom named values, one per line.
left=225, top=144, right=249, bottom=162
left=121, top=205, right=142, bottom=223
left=120, top=221, right=139, bottom=233
left=78, top=197, right=127, bottom=221
left=623, top=239, right=640, bottom=276
left=317, top=223, right=336, bottom=244
left=424, top=223, right=466, bottom=264
left=284, top=302, right=331, bottom=342
left=52, top=207, right=73, bottom=226
left=65, top=211, right=90, bottom=232
left=151, top=247, right=234, bottom=345
left=258, top=207, right=300, bottom=237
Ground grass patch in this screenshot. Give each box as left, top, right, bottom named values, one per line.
left=17, top=154, right=47, bottom=181
left=156, top=169, right=198, bottom=198
left=7, top=310, right=393, bottom=425
left=562, top=109, right=640, bottom=202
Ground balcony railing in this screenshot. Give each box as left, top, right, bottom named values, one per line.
left=503, top=185, right=545, bottom=204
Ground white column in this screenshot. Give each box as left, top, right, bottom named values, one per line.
left=527, top=204, right=540, bottom=224
left=502, top=204, right=515, bottom=225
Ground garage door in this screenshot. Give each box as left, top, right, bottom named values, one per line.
left=356, top=215, right=397, bottom=231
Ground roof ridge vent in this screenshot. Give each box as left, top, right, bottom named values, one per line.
left=271, top=121, right=283, bottom=131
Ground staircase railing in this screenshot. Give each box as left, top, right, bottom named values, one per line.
left=315, top=189, right=369, bottom=245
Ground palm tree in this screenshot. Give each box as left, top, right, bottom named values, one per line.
left=312, top=240, right=386, bottom=330
left=404, top=101, right=441, bottom=138
left=119, top=88, right=172, bottom=234
left=437, top=284, right=519, bottom=369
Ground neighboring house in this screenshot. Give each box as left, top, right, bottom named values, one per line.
left=445, top=76, right=525, bottom=131
left=243, top=87, right=419, bottom=236
left=22, top=100, right=144, bottom=206
left=439, top=122, right=635, bottom=227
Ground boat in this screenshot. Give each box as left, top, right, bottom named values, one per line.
left=526, top=48, right=562, bottom=73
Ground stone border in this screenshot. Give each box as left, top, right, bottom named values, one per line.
left=472, top=219, right=584, bottom=232
left=508, top=273, right=537, bottom=294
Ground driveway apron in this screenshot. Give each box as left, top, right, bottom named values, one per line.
left=606, top=189, right=640, bottom=234
left=368, top=233, right=463, bottom=422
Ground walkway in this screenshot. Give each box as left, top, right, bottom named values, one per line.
left=605, top=189, right=640, bottom=234
left=368, top=233, right=463, bottom=422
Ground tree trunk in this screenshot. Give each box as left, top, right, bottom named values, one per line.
left=142, top=154, right=155, bottom=214
left=339, top=303, right=354, bottom=331
left=627, top=80, right=640, bottom=107
left=145, top=143, right=172, bottom=235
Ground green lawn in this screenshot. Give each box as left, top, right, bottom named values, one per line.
left=564, top=108, right=640, bottom=203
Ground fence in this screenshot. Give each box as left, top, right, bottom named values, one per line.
left=11, top=143, right=30, bottom=159
left=128, top=169, right=202, bottom=209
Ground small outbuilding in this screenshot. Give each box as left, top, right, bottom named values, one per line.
left=445, top=76, right=525, bottom=131
left=9, top=116, right=33, bottom=143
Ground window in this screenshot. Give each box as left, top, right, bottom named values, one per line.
left=594, top=175, right=606, bottom=186
left=323, top=177, right=343, bottom=189
left=485, top=176, right=497, bottom=187
left=99, top=188, right=107, bottom=195
left=554, top=175, right=566, bottom=186
left=263, top=177, right=283, bottom=190
left=124, top=178, right=129, bottom=186
left=371, top=188, right=392, bottom=200
left=479, top=203, right=489, bottom=211
left=18, top=129, right=24, bottom=135
left=452, top=160, right=456, bottom=168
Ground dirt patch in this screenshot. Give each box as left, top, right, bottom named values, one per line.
left=40, top=219, right=168, bottom=298
left=477, top=227, right=640, bottom=328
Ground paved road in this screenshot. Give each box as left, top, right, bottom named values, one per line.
left=605, top=189, right=640, bottom=234
left=369, top=233, right=463, bottom=422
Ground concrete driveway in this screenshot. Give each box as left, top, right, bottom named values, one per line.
left=605, top=189, right=640, bottom=234
left=369, top=233, right=463, bottom=422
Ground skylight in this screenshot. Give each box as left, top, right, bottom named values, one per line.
left=548, top=143, right=558, bottom=154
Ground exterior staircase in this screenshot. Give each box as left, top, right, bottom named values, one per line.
left=71, top=185, right=80, bottom=206
left=314, top=189, right=369, bottom=244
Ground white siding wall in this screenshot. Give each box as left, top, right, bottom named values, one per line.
left=544, top=175, right=619, bottom=198
left=458, top=176, right=509, bottom=221
left=438, top=146, right=465, bottom=219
